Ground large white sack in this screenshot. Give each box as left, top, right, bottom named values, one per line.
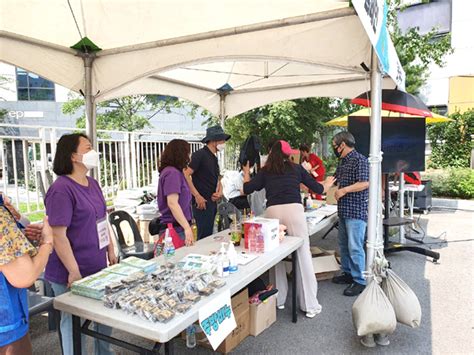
left=382, top=269, right=422, bottom=328
left=352, top=279, right=397, bottom=336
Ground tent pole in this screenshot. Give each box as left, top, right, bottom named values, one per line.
left=219, top=94, right=226, bottom=168
left=219, top=94, right=226, bottom=128
left=84, top=55, right=98, bottom=179
left=366, top=50, right=383, bottom=274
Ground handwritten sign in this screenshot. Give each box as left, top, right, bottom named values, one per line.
left=198, top=290, right=236, bottom=350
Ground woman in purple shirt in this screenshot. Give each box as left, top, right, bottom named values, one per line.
left=45, top=133, right=116, bottom=355
left=157, top=139, right=194, bottom=246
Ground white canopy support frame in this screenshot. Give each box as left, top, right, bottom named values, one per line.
left=0, top=0, right=395, bottom=273
left=366, top=50, right=384, bottom=272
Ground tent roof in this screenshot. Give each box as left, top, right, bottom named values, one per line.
left=0, top=0, right=397, bottom=117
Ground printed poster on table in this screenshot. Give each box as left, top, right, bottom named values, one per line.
left=198, top=290, right=236, bottom=350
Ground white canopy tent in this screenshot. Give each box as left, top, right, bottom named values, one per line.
left=0, top=1, right=397, bottom=120
left=0, top=0, right=400, bottom=275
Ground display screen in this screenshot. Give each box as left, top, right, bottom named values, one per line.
left=348, top=116, right=426, bottom=173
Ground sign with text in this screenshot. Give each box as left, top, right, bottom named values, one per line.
left=198, top=290, right=236, bottom=350
left=353, top=0, right=406, bottom=89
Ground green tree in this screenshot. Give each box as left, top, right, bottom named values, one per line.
left=62, top=95, right=212, bottom=132
left=428, top=109, right=474, bottom=168
left=221, top=98, right=356, bottom=156
left=387, top=0, right=453, bottom=94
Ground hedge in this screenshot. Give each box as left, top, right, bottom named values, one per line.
left=422, top=168, right=474, bottom=200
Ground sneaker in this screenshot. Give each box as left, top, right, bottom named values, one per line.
left=374, top=333, right=390, bottom=346
left=277, top=305, right=285, bottom=310
left=305, top=307, right=322, bottom=319
left=332, top=272, right=353, bottom=285
left=360, top=335, right=376, bottom=348
left=343, top=282, right=366, bottom=296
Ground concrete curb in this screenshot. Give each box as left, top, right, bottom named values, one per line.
left=432, top=198, right=474, bottom=211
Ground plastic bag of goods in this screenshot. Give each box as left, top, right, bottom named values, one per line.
left=352, top=279, right=397, bottom=336
left=381, top=269, right=422, bottom=328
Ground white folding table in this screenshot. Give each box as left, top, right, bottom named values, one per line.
left=54, top=234, right=303, bottom=355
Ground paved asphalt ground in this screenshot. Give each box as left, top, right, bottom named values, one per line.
left=30, top=207, right=473, bottom=355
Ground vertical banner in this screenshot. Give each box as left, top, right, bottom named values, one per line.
left=199, top=290, right=237, bottom=350
left=352, top=0, right=406, bottom=90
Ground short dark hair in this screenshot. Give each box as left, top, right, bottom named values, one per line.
left=53, top=133, right=89, bottom=175
left=333, top=131, right=356, bottom=148
left=299, top=143, right=311, bottom=152
left=264, top=141, right=294, bottom=175
left=158, top=139, right=190, bottom=173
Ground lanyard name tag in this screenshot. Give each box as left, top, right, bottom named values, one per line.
left=97, top=217, right=110, bottom=250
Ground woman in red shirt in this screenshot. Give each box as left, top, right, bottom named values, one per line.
left=300, top=144, right=326, bottom=199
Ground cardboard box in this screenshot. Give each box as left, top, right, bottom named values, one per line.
left=249, top=294, right=276, bottom=336
left=312, top=254, right=340, bottom=281
left=243, top=218, right=280, bottom=252
left=184, top=288, right=250, bottom=354
left=231, top=288, right=249, bottom=315
left=285, top=249, right=340, bottom=281
left=310, top=246, right=338, bottom=257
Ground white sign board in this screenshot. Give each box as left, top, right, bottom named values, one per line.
left=353, top=0, right=406, bottom=89
left=198, top=290, right=237, bottom=350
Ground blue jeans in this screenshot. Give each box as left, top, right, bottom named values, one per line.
left=192, top=201, right=217, bottom=240
left=338, top=218, right=367, bottom=285
left=51, top=282, right=114, bottom=355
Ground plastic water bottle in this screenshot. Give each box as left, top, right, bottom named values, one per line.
left=227, top=242, right=238, bottom=273
left=217, top=243, right=230, bottom=277
left=186, top=324, right=196, bottom=348
left=163, top=229, right=175, bottom=261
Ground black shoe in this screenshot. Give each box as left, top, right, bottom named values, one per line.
left=332, top=272, right=353, bottom=285
left=343, top=282, right=366, bottom=296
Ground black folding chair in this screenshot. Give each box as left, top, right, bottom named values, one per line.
left=109, top=210, right=154, bottom=260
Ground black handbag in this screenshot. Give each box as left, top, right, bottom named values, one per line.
left=148, top=217, right=163, bottom=236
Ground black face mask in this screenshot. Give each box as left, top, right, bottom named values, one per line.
left=333, top=144, right=342, bottom=158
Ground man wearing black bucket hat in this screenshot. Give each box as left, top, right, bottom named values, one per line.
left=184, top=125, right=231, bottom=239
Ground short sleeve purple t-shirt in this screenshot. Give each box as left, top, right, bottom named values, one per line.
left=44, top=176, right=107, bottom=284
left=158, top=167, right=192, bottom=224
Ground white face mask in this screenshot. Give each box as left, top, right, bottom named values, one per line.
left=216, top=143, right=226, bottom=152
left=80, top=150, right=99, bottom=170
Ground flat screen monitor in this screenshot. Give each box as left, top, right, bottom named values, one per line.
left=348, top=116, right=426, bottom=173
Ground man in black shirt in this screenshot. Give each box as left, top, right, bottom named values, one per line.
left=184, top=125, right=230, bottom=239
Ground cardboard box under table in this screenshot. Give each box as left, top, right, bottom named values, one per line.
left=249, top=294, right=276, bottom=336
left=183, top=288, right=250, bottom=354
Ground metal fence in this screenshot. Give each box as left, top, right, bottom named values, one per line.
left=0, top=123, right=204, bottom=218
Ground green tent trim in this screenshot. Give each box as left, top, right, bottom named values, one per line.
left=70, top=37, right=102, bottom=53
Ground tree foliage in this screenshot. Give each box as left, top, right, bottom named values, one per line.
left=220, top=98, right=356, bottom=155
left=428, top=109, right=474, bottom=168
left=63, top=94, right=213, bottom=132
